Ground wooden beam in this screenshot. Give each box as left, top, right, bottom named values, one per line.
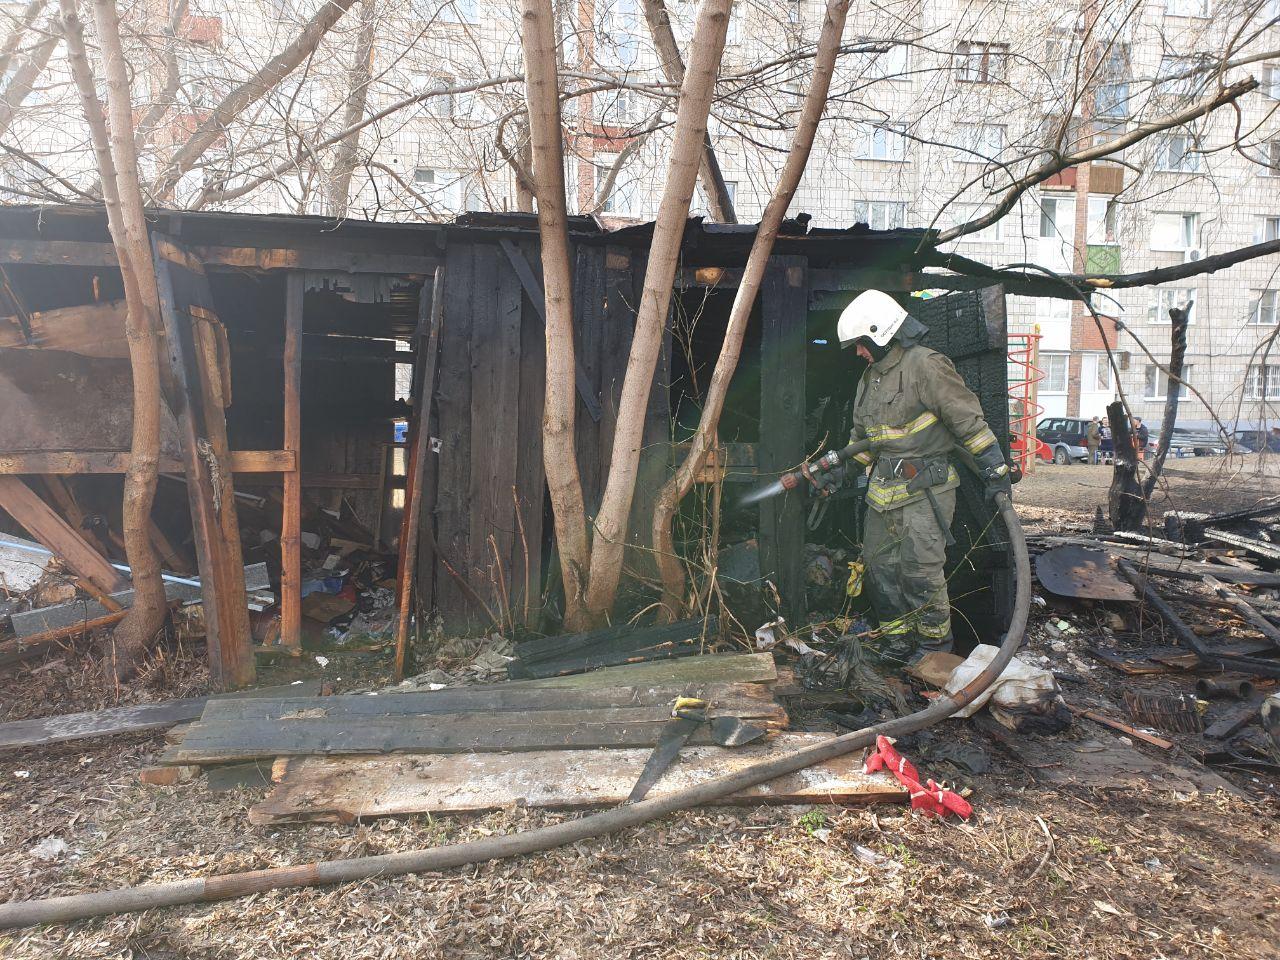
left=153, top=235, right=254, bottom=690
left=0, top=238, right=436, bottom=275
left=0, top=300, right=128, bottom=358
left=0, top=450, right=295, bottom=475
left=395, top=266, right=445, bottom=679
left=498, top=237, right=603, bottom=422
left=249, top=734, right=906, bottom=824
left=0, top=475, right=126, bottom=595
left=280, top=274, right=303, bottom=653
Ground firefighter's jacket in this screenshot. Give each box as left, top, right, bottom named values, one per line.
left=850, top=341, right=998, bottom=511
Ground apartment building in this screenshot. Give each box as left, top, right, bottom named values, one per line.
left=4, top=0, right=1278, bottom=435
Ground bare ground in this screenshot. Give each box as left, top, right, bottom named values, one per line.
left=2, top=460, right=1280, bottom=958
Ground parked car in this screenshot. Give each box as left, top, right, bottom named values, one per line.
left=1036, top=417, right=1102, bottom=465
left=1232, top=429, right=1280, bottom=453
left=1155, top=426, right=1228, bottom=457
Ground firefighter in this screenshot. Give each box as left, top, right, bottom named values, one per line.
left=835, top=290, right=1012, bottom=667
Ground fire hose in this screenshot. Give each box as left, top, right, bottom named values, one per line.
left=0, top=464, right=1029, bottom=930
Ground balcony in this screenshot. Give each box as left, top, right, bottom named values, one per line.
left=1041, top=163, right=1125, bottom=194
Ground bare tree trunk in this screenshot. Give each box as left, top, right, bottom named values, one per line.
left=652, top=0, right=850, bottom=617
left=0, top=0, right=47, bottom=78
left=325, top=0, right=377, bottom=218
left=1107, top=401, right=1144, bottom=532
left=132, top=0, right=187, bottom=156
left=150, top=0, right=359, bottom=201
left=0, top=17, right=60, bottom=138
left=1141, top=303, right=1190, bottom=505
left=60, top=0, right=168, bottom=678
left=639, top=0, right=736, bottom=223
left=520, top=0, right=592, bottom=627
left=580, top=0, right=732, bottom=623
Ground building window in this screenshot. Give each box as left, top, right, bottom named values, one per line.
left=956, top=41, right=1008, bottom=83
left=723, top=180, right=737, bottom=206
left=852, top=200, right=907, bottom=230
left=1264, top=65, right=1280, bottom=99
left=1166, top=0, right=1210, bottom=16
left=1251, top=290, right=1280, bottom=325
left=1088, top=196, right=1119, bottom=244
left=1265, top=141, right=1280, bottom=176
left=605, top=0, right=641, bottom=66
left=954, top=205, right=1003, bottom=243
left=859, top=123, right=907, bottom=161
left=1041, top=354, right=1069, bottom=392
left=415, top=72, right=456, bottom=118
left=1245, top=364, right=1280, bottom=400
left=1149, top=212, right=1199, bottom=251
left=600, top=90, right=636, bottom=127
left=958, top=123, right=1006, bottom=162
left=1039, top=195, right=1073, bottom=239
left=413, top=166, right=461, bottom=209
left=1147, top=288, right=1196, bottom=324
left=867, top=43, right=910, bottom=79
left=1145, top=363, right=1194, bottom=399
left=1089, top=355, right=1112, bottom=392
left=1256, top=216, right=1280, bottom=243
left=438, top=0, right=478, bottom=24
left=1158, top=55, right=1202, bottom=97
left=1155, top=133, right=1201, bottom=172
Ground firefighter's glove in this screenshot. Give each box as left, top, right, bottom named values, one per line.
left=810, top=461, right=847, bottom=499
left=974, top=445, right=1013, bottom=502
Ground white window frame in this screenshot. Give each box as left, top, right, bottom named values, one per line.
left=1038, top=195, right=1074, bottom=239
left=852, top=200, right=907, bottom=230
left=958, top=123, right=1006, bottom=162
left=1251, top=289, right=1280, bottom=325
left=1165, top=0, right=1210, bottom=17
left=1087, top=196, right=1119, bottom=244
left=1041, top=354, right=1069, bottom=393
left=437, top=0, right=478, bottom=24
left=1147, top=287, right=1197, bottom=324
left=1265, top=141, right=1280, bottom=177
left=1149, top=211, right=1199, bottom=251
left=415, top=71, right=457, bottom=118
left=1155, top=133, right=1201, bottom=172
left=859, top=122, right=907, bottom=161
left=867, top=43, right=910, bottom=80
left=1263, top=64, right=1280, bottom=100
left=956, top=41, right=1009, bottom=83
left=1245, top=364, right=1280, bottom=400
left=1144, top=363, right=1193, bottom=400
left=413, top=166, right=461, bottom=209
left=1256, top=216, right=1280, bottom=243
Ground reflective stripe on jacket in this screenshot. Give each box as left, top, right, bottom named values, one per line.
left=851, top=341, right=997, bottom=512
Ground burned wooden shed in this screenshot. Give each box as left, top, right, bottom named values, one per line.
left=0, top=205, right=1012, bottom=684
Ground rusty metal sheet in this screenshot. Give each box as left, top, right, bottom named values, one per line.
left=0, top=347, right=181, bottom=455
left=1035, top=544, right=1138, bottom=602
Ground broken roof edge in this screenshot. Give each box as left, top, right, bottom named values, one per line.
left=0, top=202, right=939, bottom=270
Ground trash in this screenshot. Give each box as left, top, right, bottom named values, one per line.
left=314, top=656, right=330, bottom=668
left=755, top=618, right=816, bottom=656
left=942, top=644, right=1071, bottom=734
left=28, top=837, right=68, bottom=861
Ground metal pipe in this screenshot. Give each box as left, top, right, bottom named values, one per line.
left=0, top=494, right=1031, bottom=930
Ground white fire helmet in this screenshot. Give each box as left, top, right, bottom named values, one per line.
left=836, top=290, right=909, bottom=349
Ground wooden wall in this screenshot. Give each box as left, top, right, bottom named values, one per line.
left=421, top=238, right=672, bottom=633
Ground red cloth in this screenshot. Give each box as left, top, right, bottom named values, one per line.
left=863, top=735, right=973, bottom=819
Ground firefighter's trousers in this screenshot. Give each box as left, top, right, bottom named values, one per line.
left=862, top=486, right=955, bottom=666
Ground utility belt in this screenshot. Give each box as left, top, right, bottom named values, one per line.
left=871, top=454, right=952, bottom=492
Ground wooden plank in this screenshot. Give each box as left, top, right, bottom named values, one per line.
left=0, top=450, right=295, bottom=475
left=0, top=475, right=126, bottom=596
left=0, top=300, right=128, bottom=358
left=574, top=245, right=606, bottom=512
left=512, top=238, right=546, bottom=627
left=0, top=680, right=324, bottom=752
left=1204, top=704, right=1259, bottom=739
left=0, top=238, right=436, bottom=274
left=199, top=681, right=784, bottom=723
left=395, top=267, right=444, bottom=679
left=280, top=273, right=303, bottom=653
left=465, top=244, right=515, bottom=608
left=249, top=734, right=906, bottom=825
left=502, top=651, right=777, bottom=689
left=1071, top=707, right=1175, bottom=749
left=153, top=234, right=254, bottom=690
left=498, top=237, right=602, bottom=421
left=758, top=257, right=808, bottom=627
left=167, top=707, right=781, bottom=765
left=433, top=242, right=475, bottom=628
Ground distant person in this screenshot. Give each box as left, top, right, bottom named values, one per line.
left=1133, top=417, right=1149, bottom=461
left=1086, top=416, right=1102, bottom=464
